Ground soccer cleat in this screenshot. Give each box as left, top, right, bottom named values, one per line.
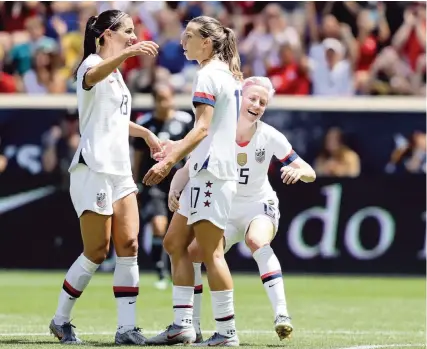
left=145, top=323, right=196, bottom=345
left=115, top=327, right=147, bottom=345
left=274, top=315, right=293, bottom=340
left=192, top=332, right=239, bottom=347
left=49, top=319, right=82, bottom=344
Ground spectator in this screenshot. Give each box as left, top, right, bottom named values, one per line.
left=22, top=46, right=66, bottom=94
left=266, top=42, right=310, bottom=95
left=314, top=127, right=361, bottom=177
left=392, top=2, right=426, bottom=72
left=0, top=1, right=39, bottom=32
left=411, top=54, right=426, bottom=96
left=41, top=109, right=79, bottom=189
left=7, top=16, right=58, bottom=76
left=0, top=1, right=425, bottom=97
left=364, top=47, right=413, bottom=95
left=309, top=38, right=354, bottom=96
left=0, top=46, right=20, bottom=93
left=385, top=131, right=426, bottom=174
left=156, top=9, right=186, bottom=74
left=240, top=3, right=300, bottom=77
left=352, top=3, right=391, bottom=92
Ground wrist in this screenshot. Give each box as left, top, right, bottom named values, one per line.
left=122, top=49, right=133, bottom=60
left=141, top=128, right=151, bottom=140
left=163, top=156, right=176, bottom=169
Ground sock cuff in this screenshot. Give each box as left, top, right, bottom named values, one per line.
left=173, top=285, right=195, bottom=292
left=79, top=254, right=100, bottom=273
left=115, top=256, right=138, bottom=266
left=210, top=289, right=234, bottom=298
left=252, top=244, right=273, bottom=261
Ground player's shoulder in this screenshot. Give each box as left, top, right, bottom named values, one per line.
left=135, top=112, right=153, bottom=126
left=79, top=54, right=102, bottom=74
left=173, top=110, right=193, bottom=124
left=259, top=121, right=288, bottom=142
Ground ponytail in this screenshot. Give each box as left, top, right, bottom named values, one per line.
left=221, top=27, right=243, bottom=81
left=73, top=16, right=98, bottom=80
left=190, top=16, right=243, bottom=81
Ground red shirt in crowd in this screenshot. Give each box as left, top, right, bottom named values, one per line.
left=267, top=63, right=310, bottom=95
left=0, top=73, right=18, bottom=93
left=357, top=35, right=378, bottom=72
left=402, top=23, right=426, bottom=71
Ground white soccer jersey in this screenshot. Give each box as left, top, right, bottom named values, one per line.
left=235, top=121, right=298, bottom=201
left=188, top=60, right=241, bottom=181
left=69, top=54, right=132, bottom=176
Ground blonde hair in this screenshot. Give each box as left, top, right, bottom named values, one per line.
left=242, top=76, right=276, bottom=100
left=190, top=16, right=243, bottom=81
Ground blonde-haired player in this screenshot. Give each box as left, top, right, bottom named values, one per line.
left=168, top=76, right=316, bottom=341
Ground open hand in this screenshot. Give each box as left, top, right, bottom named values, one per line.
left=125, top=41, right=159, bottom=57
left=143, top=160, right=173, bottom=186
left=281, top=166, right=303, bottom=185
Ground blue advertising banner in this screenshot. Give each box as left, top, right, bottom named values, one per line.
left=0, top=108, right=425, bottom=274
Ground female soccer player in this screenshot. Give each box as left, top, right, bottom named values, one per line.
left=143, top=16, right=243, bottom=346
left=49, top=9, right=161, bottom=345
left=168, top=76, right=316, bottom=342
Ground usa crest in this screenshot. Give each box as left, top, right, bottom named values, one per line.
left=96, top=191, right=107, bottom=209
left=237, top=153, right=247, bottom=166
left=255, top=148, right=265, bottom=163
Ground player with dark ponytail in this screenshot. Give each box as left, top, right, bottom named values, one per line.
left=49, top=9, right=162, bottom=345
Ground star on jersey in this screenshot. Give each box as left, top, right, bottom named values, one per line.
left=204, top=191, right=212, bottom=197
left=205, top=181, right=213, bottom=188
left=204, top=200, right=211, bottom=207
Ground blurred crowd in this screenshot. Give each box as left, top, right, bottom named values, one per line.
left=0, top=1, right=425, bottom=96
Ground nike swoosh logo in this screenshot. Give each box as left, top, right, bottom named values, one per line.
left=167, top=330, right=187, bottom=340
left=129, top=301, right=136, bottom=304
left=191, top=212, right=197, bottom=215
left=0, top=186, right=56, bottom=215
left=269, top=282, right=280, bottom=288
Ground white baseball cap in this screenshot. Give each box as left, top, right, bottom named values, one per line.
left=322, top=38, right=345, bottom=56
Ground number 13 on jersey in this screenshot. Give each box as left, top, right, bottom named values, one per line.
left=234, top=89, right=242, bottom=120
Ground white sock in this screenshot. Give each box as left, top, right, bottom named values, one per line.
left=173, top=286, right=194, bottom=327
left=54, top=254, right=99, bottom=325
left=252, top=245, right=288, bottom=317
left=193, top=263, right=203, bottom=333
left=211, top=290, right=236, bottom=337
left=113, top=256, right=139, bottom=334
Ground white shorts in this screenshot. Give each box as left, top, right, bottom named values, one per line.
left=177, top=170, right=236, bottom=230
left=69, top=164, right=138, bottom=218
left=224, top=195, right=280, bottom=253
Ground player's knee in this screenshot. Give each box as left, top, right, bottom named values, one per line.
left=188, top=243, right=203, bottom=263
left=202, top=248, right=225, bottom=266
left=163, top=233, right=182, bottom=256
left=118, top=236, right=138, bottom=256
left=84, top=245, right=109, bottom=264
left=245, top=235, right=268, bottom=254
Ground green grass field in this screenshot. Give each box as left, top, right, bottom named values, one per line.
left=0, top=271, right=424, bottom=349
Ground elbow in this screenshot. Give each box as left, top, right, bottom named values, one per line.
left=198, top=126, right=209, bottom=140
